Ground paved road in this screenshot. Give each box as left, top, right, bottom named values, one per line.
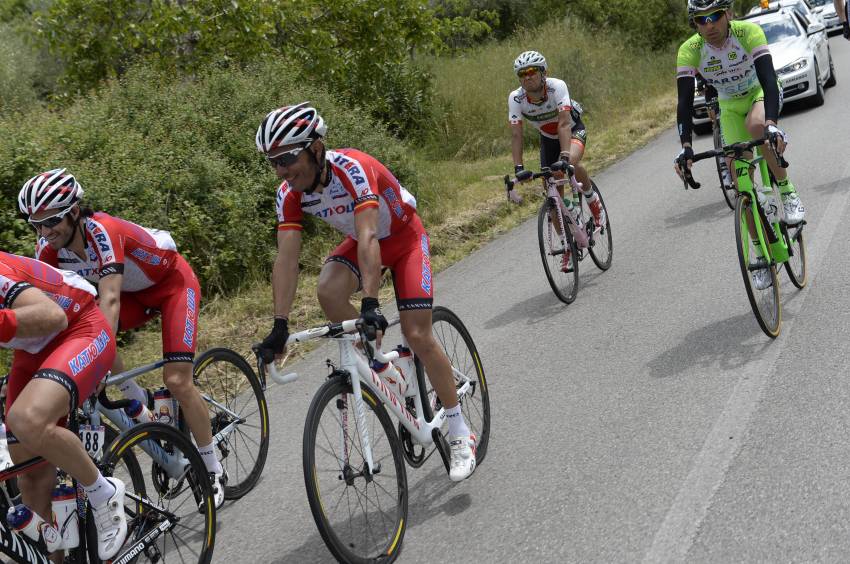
left=214, top=36, right=850, bottom=563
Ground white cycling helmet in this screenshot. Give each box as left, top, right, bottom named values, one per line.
left=687, top=0, right=732, bottom=17
left=255, top=102, right=327, bottom=154
left=513, top=51, right=547, bottom=74
left=18, top=168, right=84, bottom=216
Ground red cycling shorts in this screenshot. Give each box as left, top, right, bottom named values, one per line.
left=117, top=254, right=200, bottom=363
left=326, top=214, right=434, bottom=311
left=5, top=304, right=115, bottom=443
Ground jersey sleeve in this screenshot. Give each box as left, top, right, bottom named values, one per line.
left=88, top=215, right=124, bottom=278
left=551, top=79, right=572, bottom=113
left=508, top=90, right=523, bottom=125
left=35, top=238, right=58, bottom=266
left=276, top=184, right=304, bottom=231
left=676, top=35, right=701, bottom=78
left=740, top=21, right=770, bottom=60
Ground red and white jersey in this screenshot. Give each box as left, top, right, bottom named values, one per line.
left=276, top=149, right=418, bottom=240
left=36, top=212, right=179, bottom=292
left=0, top=252, right=97, bottom=353
left=508, top=77, right=573, bottom=139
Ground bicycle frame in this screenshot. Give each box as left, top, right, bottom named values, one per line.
left=288, top=319, right=473, bottom=475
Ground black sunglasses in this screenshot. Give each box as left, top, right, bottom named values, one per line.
left=28, top=207, right=74, bottom=230
left=267, top=144, right=310, bottom=168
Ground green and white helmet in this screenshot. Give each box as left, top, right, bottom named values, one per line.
left=513, top=51, right=547, bottom=74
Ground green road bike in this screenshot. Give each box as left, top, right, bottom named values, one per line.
left=681, top=138, right=807, bottom=338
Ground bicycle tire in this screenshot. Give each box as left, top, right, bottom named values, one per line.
left=303, top=376, right=407, bottom=564
left=95, top=422, right=216, bottom=564
left=193, top=347, right=269, bottom=499
left=713, top=125, right=736, bottom=210
left=537, top=199, right=579, bottom=304
left=782, top=224, right=807, bottom=289
left=734, top=194, right=781, bottom=338
left=579, top=182, right=613, bottom=271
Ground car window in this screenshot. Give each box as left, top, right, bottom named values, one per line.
left=760, top=18, right=803, bottom=42
left=807, top=0, right=828, bottom=6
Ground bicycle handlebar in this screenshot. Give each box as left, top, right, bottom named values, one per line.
left=677, top=137, right=789, bottom=190
left=503, top=165, right=575, bottom=191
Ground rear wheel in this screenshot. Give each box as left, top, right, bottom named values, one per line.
left=734, top=194, right=781, bottom=338
left=810, top=63, right=825, bottom=107
left=825, top=51, right=836, bottom=88
left=303, top=377, right=407, bottom=564
left=94, top=422, right=216, bottom=564
left=713, top=123, right=736, bottom=210
left=537, top=199, right=579, bottom=303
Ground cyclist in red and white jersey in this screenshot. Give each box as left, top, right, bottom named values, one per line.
left=18, top=169, right=226, bottom=507
left=255, top=103, right=477, bottom=481
left=0, top=251, right=127, bottom=559
left=507, top=50, right=606, bottom=271
left=836, top=0, right=850, bottom=38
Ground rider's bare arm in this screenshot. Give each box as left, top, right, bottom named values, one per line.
left=272, top=229, right=302, bottom=319
left=354, top=206, right=382, bottom=299
left=510, top=122, right=524, bottom=168
left=557, top=109, right=573, bottom=158
left=98, top=272, right=123, bottom=335
left=6, top=286, right=68, bottom=338
left=836, top=0, right=846, bottom=22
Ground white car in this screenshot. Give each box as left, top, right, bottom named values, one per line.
left=807, top=0, right=843, bottom=34
left=747, top=0, right=827, bottom=30
left=744, top=8, right=836, bottom=106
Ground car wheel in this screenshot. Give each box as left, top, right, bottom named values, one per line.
left=810, top=62, right=825, bottom=107
left=825, top=51, right=836, bottom=88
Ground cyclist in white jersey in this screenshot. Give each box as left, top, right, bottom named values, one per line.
left=836, top=0, right=850, bottom=38
left=507, top=51, right=606, bottom=272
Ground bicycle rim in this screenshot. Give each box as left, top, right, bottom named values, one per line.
left=734, top=195, right=781, bottom=338
left=537, top=200, right=579, bottom=303
left=96, top=422, right=216, bottom=564
left=303, top=377, right=407, bottom=564
left=783, top=226, right=807, bottom=289
left=580, top=182, right=613, bottom=271
left=193, top=347, right=269, bottom=499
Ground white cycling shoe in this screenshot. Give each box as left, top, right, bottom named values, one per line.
left=448, top=433, right=477, bottom=482
left=781, top=192, right=805, bottom=225
left=752, top=267, right=773, bottom=290
left=211, top=470, right=227, bottom=509
left=92, top=477, right=128, bottom=560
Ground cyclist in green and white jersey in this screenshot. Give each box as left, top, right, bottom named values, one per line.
left=675, top=0, right=806, bottom=230
left=836, top=0, right=850, bottom=38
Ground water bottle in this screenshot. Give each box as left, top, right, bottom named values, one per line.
left=759, top=189, right=778, bottom=224
left=52, top=484, right=79, bottom=549
left=392, top=347, right=415, bottom=398
left=153, top=387, right=179, bottom=426
left=124, top=399, right=157, bottom=424
left=6, top=504, right=62, bottom=552
left=370, top=360, right=405, bottom=397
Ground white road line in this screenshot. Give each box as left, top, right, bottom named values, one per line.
left=644, top=164, right=850, bottom=563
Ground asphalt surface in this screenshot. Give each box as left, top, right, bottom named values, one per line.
left=213, top=36, right=850, bottom=563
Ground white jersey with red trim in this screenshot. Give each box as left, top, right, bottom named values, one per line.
left=36, top=212, right=179, bottom=292
left=0, top=252, right=97, bottom=353
left=508, top=77, right=573, bottom=140
left=276, top=148, right=417, bottom=240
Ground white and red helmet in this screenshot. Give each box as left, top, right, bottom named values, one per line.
left=255, top=102, right=327, bottom=154
left=18, top=168, right=84, bottom=216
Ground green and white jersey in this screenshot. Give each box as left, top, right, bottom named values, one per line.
left=676, top=20, right=771, bottom=100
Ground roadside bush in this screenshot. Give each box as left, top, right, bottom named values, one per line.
left=0, top=59, right=418, bottom=293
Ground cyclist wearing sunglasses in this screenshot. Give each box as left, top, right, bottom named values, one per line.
left=255, top=102, right=477, bottom=482
left=0, top=251, right=128, bottom=560
left=675, top=0, right=805, bottom=228
left=507, top=51, right=605, bottom=272
left=17, top=169, right=228, bottom=508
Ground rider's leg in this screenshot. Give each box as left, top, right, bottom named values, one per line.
left=399, top=309, right=460, bottom=412
left=721, top=97, right=764, bottom=246
left=317, top=258, right=361, bottom=323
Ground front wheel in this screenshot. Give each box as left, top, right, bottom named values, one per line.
left=192, top=347, right=270, bottom=499
left=303, top=377, right=407, bottom=564
left=713, top=123, right=736, bottom=210
left=94, top=422, right=216, bottom=564
left=734, top=194, right=781, bottom=338
left=537, top=199, right=579, bottom=303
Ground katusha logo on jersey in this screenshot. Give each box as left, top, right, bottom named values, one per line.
left=68, top=329, right=111, bottom=376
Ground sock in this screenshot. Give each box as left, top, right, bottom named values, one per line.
left=445, top=405, right=470, bottom=438
left=118, top=381, right=148, bottom=405
left=776, top=178, right=795, bottom=195
left=84, top=473, right=115, bottom=508
left=198, top=442, right=223, bottom=475
left=583, top=190, right=598, bottom=204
